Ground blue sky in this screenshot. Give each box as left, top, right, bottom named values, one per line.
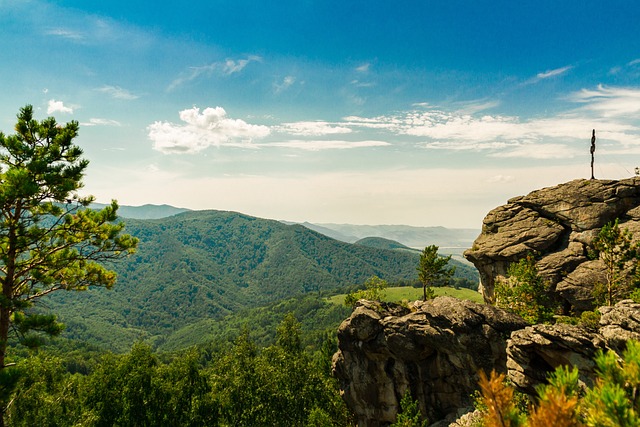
left=1, top=1, right=640, bottom=228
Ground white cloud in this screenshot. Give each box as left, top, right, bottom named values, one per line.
left=266, top=140, right=389, bottom=151
left=47, top=99, right=73, bottom=114
left=356, top=63, right=370, bottom=73
left=96, top=85, right=139, bottom=100
left=276, top=121, right=352, bottom=136
left=148, top=106, right=270, bottom=154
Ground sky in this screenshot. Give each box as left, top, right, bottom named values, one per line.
left=1, top=0, right=640, bottom=228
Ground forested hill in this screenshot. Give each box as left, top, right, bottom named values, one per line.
left=46, top=210, right=474, bottom=351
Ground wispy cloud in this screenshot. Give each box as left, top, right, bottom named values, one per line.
left=96, top=85, right=139, bottom=100
left=274, top=76, right=296, bottom=94
left=265, top=140, right=390, bottom=151
left=524, top=65, right=573, bottom=85
left=223, top=55, right=261, bottom=74
left=356, top=63, right=370, bottom=73
left=490, top=143, right=576, bottom=159
left=276, top=121, right=352, bottom=136
left=340, top=85, right=640, bottom=159
left=82, top=118, right=121, bottom=127
left=168, top=56, right=262, bottom=91
left=536, top=66, right=573, bottom=79
left=47, top=99, right=73, bottom=114
left=452, top=99, right=500, bottom=114
left=567, top=85, right=640, bottom=117
left=148, top=106, right=270, bottom=154
left=45, top=28, right=84, bottom=41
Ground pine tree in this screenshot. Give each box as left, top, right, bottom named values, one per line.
left=0, top=106, right=137, bottom=425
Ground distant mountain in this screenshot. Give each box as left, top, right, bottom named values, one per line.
left=354, top=237, right=417, bottom=252
left=294, top=223, right=480, bottom=262
left=91, top=203, right=190, bottom=219
left=46, top=210, right=476, bottom=351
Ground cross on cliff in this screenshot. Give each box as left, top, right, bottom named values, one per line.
left=590, top=129, right=596, bottom=180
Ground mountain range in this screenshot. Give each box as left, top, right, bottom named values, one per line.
left=47, top=209, right=479, bottom=351
left=95, top=203, right=480, bottom=254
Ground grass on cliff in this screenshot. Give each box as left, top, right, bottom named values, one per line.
left=327, top=286, right=483, bottom=305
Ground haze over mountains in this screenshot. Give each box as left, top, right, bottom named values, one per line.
left=96, top=203, right=480, bottom=255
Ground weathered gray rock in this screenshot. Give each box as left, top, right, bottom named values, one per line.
left=599, top=299, right=640, bottom=353
left=332, top=297, right=528, bottom=427
left=505, top=300, right=640, bottom=395
left=464, top=178, right=640, bottom=312
left=334, top=298, right=640, bottom=426
left=506, top=323, right=606, bottom=394
left=335, top=179, right=640, bottom=426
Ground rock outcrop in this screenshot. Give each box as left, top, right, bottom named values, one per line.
left=464, top=178, right=640, bottom=312
left=506, top=300, right=640, bottom=394
left=334, top=298, right=640, bottom=427
left=332, top=297, right=528, bottom=426
left=334, top=179, right=640, bottom=426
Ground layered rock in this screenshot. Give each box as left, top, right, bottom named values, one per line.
left=332, top=297, right=528, bottom=426
left=506, top=300, right=640, bottom=394
left=464, top=178, right=640, bottom=312
left=333, top=298, right=640, bottom=426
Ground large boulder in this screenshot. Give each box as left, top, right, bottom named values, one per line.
left=464, top=178, right=640, bottom=312
left=332, top=297, right=528, bottom=426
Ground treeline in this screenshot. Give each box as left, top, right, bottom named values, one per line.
left=5, top=314, right=351, bottom=427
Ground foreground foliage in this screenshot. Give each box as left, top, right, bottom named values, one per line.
left=344, top=276, right=388, bottom=307
left=478, top=340, right=640, bottom=427
left=4, top=314, right=351, bottom=426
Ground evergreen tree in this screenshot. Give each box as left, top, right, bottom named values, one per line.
left=0, top=106, right=137, bottom=424
left=417, top=245, right=454, bottom=301
left=494, top=254, right=555, bottom=324
left=590, top=219, right=640, bottom=306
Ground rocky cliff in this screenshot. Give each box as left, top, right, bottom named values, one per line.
left=332, top=297, right=527, bottom=426
left=334, top=298, right=640, bottom=427
left=464, top=177, right=640, bottom=312
left=333, top=178, right=640, bottom=426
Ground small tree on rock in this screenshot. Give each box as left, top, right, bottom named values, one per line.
left=417, top=245, right=454, bottom=301
left=494, top=253, right=555, bottom=324
left=590, top=219, right=640, bottom=306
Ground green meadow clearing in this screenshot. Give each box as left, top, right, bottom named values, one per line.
left=327, top=286, right=483, bottom=306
